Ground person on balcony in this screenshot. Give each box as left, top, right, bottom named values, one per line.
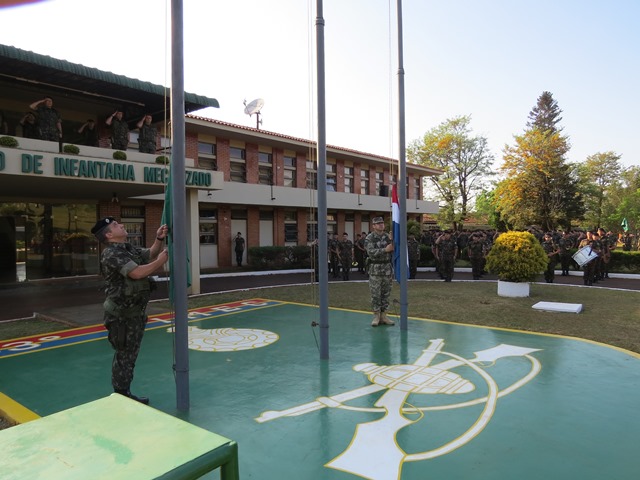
left=136, top=114, right=157, bottom=154
left=29, top=96, right=62, bottom=141
left=106, top=109, right=129, bottom=150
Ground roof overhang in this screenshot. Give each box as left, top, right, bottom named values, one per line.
left=0, top=44, right=219, bottom=120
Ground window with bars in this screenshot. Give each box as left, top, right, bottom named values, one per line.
left=375, top=171, right=384, bottom=195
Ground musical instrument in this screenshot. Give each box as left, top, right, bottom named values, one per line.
left=572, top=245, right=598, bottom=267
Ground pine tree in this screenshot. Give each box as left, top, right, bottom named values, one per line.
left=527, top=91, right=563, bottom=133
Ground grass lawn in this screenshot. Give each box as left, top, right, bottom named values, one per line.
left=2, top=281, right=639, bottom=354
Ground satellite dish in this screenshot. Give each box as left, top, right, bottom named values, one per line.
left=243, top=98, right=264, bottom=129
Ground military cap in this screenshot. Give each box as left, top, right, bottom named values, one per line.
left=372, top=216, right=384, bottom=224
left=91, top=217, right=116, bottom=236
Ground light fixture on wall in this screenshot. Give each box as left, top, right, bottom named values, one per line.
left=111, top=192, right=119, bottom=203
left=207, top=191, right=212, bottom=198
left=357, top=194, right=362, bottom=206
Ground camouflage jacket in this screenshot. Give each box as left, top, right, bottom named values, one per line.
left=365, top=231, right=392, bottom=276
left=101, top=242, right=153, bottom=318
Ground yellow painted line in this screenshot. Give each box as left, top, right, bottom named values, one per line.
left=0, top=392, right=40, bottom=425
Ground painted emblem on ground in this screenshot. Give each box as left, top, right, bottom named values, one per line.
left=166, top=326, right=279, bottom=352
left=256, top=338, right=541, bottom=480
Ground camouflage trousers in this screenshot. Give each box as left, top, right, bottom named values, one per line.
left=105, top=310, right=148, bottom=392
left=368, top=274, right=392, bottom=313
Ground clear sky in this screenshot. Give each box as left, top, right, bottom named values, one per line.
left=1, top=0, right=638, bottom=169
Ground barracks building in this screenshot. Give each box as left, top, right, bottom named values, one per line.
left=0, top=44, right=440, bottom=293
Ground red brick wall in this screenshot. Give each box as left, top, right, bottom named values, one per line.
left=217, top=205, right=232, bottom=267
left=186, top=131, right=198, bottom=165
left=247, top=207, right=260, bottom=249
left=296, top=152, right=307, bottom=189
left=273, top=148, right=283, bottom=186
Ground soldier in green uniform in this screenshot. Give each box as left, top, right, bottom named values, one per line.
left=92, top=217, right=169, bottom=404
left=106, top=109, right=130, bottom=150
left=558, top=230, right=574, bottom=276
left=541, top=232, right=560, bottom=283
left=29, top=96, right=62, bottom=141
left=435, top=230, right=457, bottom=282
left=329, top=233, right=340, bottom=278
left=136, top=114, right=158, bottom=154
left=365, top=217, right=395, bottom=327
left=467, top=232, right=486, bottom=280
left=339, top=232, right=353, bottom=281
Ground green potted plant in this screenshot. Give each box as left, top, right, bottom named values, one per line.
left=63, top=144, right=80, bottom=155
left=485, top=231, right=548, bottom=297
left=0, top=136, right=19, bottom=148
left=113, top=150, right=127, bottom=161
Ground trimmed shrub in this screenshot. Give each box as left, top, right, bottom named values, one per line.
left=0, top=136, right=19, bottom=148
left=486, top=231, right=548, bottom=282
left=112, top=150, right=127, bottom=160
left=63, top=144, right=80, bottom=155
left=156, top=155, right=169, bottom=164
left=247, top=245, right=312, bottom=270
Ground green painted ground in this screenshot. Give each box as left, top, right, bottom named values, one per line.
left=1, top=300, right=639, bottom=479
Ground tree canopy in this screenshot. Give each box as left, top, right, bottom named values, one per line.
left=407, top=115, right=494, bottom=230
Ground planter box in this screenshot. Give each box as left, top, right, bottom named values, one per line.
left=497, top=280, right=530, bottom=297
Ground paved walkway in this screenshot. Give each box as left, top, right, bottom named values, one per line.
left=1, top=269, right=639, bottom=325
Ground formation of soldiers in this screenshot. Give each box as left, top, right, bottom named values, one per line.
left=312, top=226, right=622, bottom=286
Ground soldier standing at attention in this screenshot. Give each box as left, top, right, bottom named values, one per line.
left=558, top=230, right=574, bottom=276
left=365, top=217, right=395, bottom=327
left=407, top=234, right=420, bottom=279
left=106, top=109, right=130, bottom=150
left=29, top=96, right=62, bottom=141
left=467, top=232, right=485, bottom=280
left=541, top=232, right=560, bottom=283
left=435, top=230, right=457, bottom=282
left=339, top=232, right=353, bottom=281
left=91, top=217, right=169, bottom=404
left=136, top=114, right=158, bottom=154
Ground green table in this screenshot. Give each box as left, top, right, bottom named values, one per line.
left=0, top=394, right=239, bottom=479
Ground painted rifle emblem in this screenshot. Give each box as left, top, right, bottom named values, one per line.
left=256, top=339, right=541, bottom=480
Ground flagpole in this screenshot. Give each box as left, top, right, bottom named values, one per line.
left=171, top=0, right=190, bottom=411
left=316, top=0, right=329, bottom=359
left=396, top=0, right=409, bottom=330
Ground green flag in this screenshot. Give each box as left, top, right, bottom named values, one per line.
left=621, top=217, right=629, bottom=233
left=161, top=170, right=191, bottom=304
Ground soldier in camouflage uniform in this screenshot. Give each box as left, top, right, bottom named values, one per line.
left=467, top=232, right=486, bottom=280
left=558, top=230, right=575, bottom=276
left=106, top=109, right=130, bottom=150
left=541, top=232, right=560, bottom=283
left=339, top=232, right=353, bottom=281
left=365, top=217, right=395, bottom=327
left=136, top=114, right=158, bottom=154
left=92, top=217, right=169, bottom=404
left=29, top=96, right=62, bottom=141
left=435, top=230, right=457, bottom=282
left=407, top=234, right=420, bottom=279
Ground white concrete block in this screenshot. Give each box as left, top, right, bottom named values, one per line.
left=532, top=301, right=583, bottom=314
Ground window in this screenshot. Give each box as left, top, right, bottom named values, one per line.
left=375, top=171, right=384, bottom=195
left=306, top=211, right=318, bottom=241
left=199, top=209, right=217, bottom=244
left=306, top=160, right=317, bottom=189
left=360, top=168, right=369, bottom=195
left=121, top=206, right=145, bottom=247
left=230, top=147, right=246, bottom=183
left=284, top=155, right=297, bottom=187
left=344, top=166, right=354, bottom=193
left=284, top=210, right=298, bottom=243
left=326, top=163, right=336, bottom=192
left=258, top=152, right=273, bottom=185
left=413, top=177, right=421, bottom=199
left=198, top=141, right=217, bottom=170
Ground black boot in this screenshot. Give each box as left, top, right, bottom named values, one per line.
left=115, top=389, right=149, bottom=405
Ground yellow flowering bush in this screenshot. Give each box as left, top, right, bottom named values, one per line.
left=486, top=231, right=548, bottom=282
